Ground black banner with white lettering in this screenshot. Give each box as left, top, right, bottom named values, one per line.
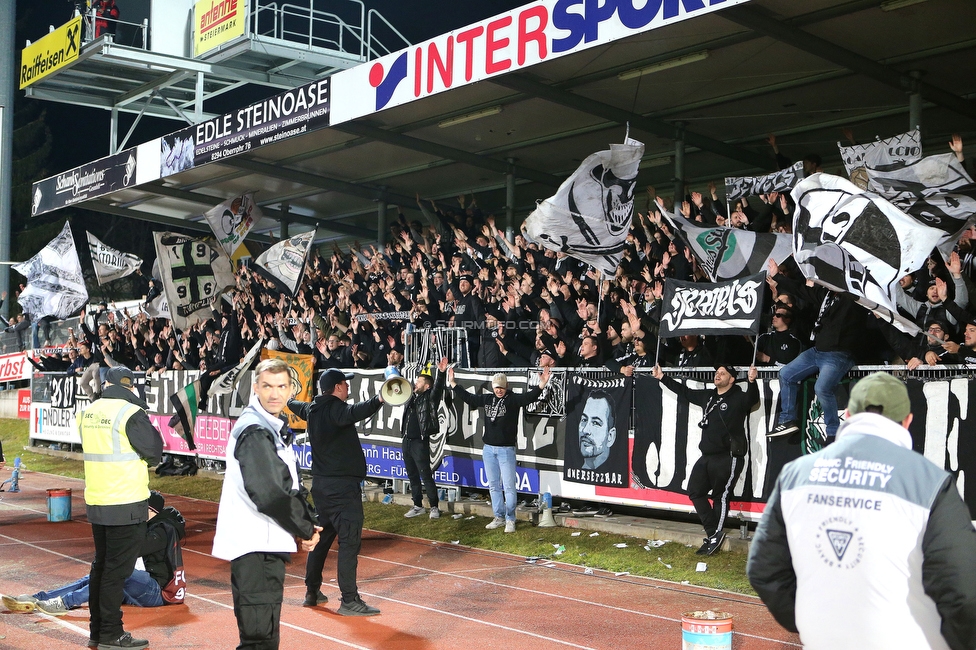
left=50, top=375, right=76, bottom=410
left=659, top=272, right=766, bottom=337
left=563, top=375, right=631, bottom=487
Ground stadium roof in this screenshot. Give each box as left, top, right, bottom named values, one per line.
left=29, top=0, right=976, bottom=246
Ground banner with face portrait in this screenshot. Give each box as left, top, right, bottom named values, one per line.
left=563, top=374, right=631, bottom=487
left=259, top=349, right=314, bottom=430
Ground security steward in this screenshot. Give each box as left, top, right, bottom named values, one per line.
left=80, top=366, right=162, bottom=650
left=289, top=368, right=384, bottom=616
left=212, top=358, right=321, bottom=650
left=401, top=357, right=449, bottom=520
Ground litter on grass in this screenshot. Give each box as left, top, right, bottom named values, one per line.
left=584, top=568, right=594, bottom=575
left=465, top=516, right=476, bottom=520
left=657, top=557, right=672, bottom=569
left=649, top=540, right=668, bottom=548
left=614, top=571, right=630, bottom=576
left=451, top=540, right=460, bottom=545
left=696, top=562, right=707, bottom=572
left=589, top=532, right=600, bottom=537
left=614, top=543, right=628, bottom=548
left=571, top=532, right=581, bottom=537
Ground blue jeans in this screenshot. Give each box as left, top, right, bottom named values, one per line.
left=778, top=347, right=855, bottom=438
left=482, top=444, right=517, bottom=522
left=33, top=569, right=164, bottom=610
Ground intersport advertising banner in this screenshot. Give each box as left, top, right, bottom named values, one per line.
left=330, top=0, right=751, bottom=124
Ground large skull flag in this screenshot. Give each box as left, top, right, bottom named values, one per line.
left=524, top=136, right=644, bottom=274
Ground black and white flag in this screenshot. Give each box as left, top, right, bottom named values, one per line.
left=523, top=136, right=644, bottom=274
left=725, top=162, right=804, bottom=202
left=662, top=211, right=791, bottom=282
left=86, top=232, right=142, bottom=285
left=13, top=222, right=89, bottom=320
left=253, top=231, right=314, bottom=296
left=210, top=338, right=264, bottom=396
left=865, top=153, right=976, bottom=257
left=838, top=129, right=921, bottom=189
left=791, top=173, right=942, bottom=334
left=153, top=232, right=235, bottom=330
left=563, top=374, right=631, bottom=488
left=659, top=272, right=766, bottom=337
left=204, top=193, right=261, bottom=256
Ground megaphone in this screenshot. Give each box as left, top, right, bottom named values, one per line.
left=381, top=367, right=413, bottom=406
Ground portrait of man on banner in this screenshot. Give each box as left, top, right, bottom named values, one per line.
left=563, top=376, right=631, bottom=487
left=259, top=348, right=314, bottom=429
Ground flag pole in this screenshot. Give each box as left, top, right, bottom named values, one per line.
left=751, top=334, right=759, bottom=368
left=654, top=331, right=662, bottom=367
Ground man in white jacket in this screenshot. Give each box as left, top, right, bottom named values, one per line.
left=748, top=372, right=976, bottom=650
left=213, top=359, right=321, bottom=650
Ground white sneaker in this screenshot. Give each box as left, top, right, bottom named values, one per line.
left=35, top=596, right=69, bottom=616
left=404, top=505, right=425, bottom=518
left=485, top=517, right=505, bottom=530
left=429, top=507, right=440, bottom=519
left=504, top=520, right=516, bottom=533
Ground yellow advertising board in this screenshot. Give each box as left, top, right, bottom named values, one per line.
left=20, top=16, right=82, bottom=89
left=194, top=0, right=247, bottom=57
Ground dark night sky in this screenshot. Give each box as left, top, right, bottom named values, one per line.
left=19, top=0, right=527, bottom=173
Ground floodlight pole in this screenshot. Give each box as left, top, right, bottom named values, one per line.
left=377, top=190, right=387, bottom=247
left=0, top=0, right=14, bottom=319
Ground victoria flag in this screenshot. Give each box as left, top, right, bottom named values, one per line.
left=791, top=173, right=943, bottom=334
left=865, top=153, right=976, bottom=257
left=659, top=272, right=766, bottom=337
left=523, top=136, right=644, bottom=274
left=13, top=222, right=89, bottom=320
left=254, top=231, right=314, bottom=296
left=86, top=232, right=142, bottom=285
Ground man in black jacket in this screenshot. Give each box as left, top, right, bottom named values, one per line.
left=288, top=368, right=385, bottom=616
left=402, top=357, right=449, bottom=520
left=448, top=367, right=550, bottom=533
left=652, top=363, right=759, bottom=556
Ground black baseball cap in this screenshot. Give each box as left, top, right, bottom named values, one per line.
left=319, top=368, right=354, bottom=394
left=106, top=366, right=135, bottom=388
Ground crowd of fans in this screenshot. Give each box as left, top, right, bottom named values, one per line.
left=19, top=133, right=976, bottom=390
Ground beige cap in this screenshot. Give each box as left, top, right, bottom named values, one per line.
left=491, top=373, right=508, bottom=389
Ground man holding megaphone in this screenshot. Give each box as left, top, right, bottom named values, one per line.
left=401, top=357, right=450, bottom=520
left=288, top=368, right=384, bottom=616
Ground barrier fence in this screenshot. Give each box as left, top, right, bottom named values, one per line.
left=27, top=365, right=976, bottom=522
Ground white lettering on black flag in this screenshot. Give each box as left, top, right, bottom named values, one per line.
left=662, top=211, right=791, bottom=282
left=153, top=232, right=235, bottom=330
left=659, top=273, right=765, bottom=337
left=86, top=232, right=142, bottom=285
left=838, top=129, right=921, bottom=189
left=791, top=173, right=942, bottom=334
left=725, top=162, right=804, bottom=202
left=253, top=231, right=313, bottom=296
left=865, top=153, right=976, bottom=257
left=523, top=136, right=644, bottom=274
left=13, top=222, right=89, bottom=320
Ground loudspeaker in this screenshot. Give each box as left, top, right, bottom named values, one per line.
left=537, top=507, right=557, bottom=528
left=381, top=376, right=413, bottom=406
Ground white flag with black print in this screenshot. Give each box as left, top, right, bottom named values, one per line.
left=662, top=211, right=792, bottom=282
left=253, top=231, right=314, bottom=296
left=865, top=153, right=976, bottom=257
left=725, top=161, right=804, bottom=202
left=838, top=128, right=922, bottom=189
left=153, top=232, right=236, bottom=330
left=790, top=173, right=941, bottom=334
left=523, top=136, right=644, bottom=274
left=659, top=273, right=766, bottom=337
left=210, top=338, right=264, bottom=396
left=86, top=232, right=142, bottom=285
left=204, top=193, right=262, bottom=256
left=13, top=222, right=89, bottom=320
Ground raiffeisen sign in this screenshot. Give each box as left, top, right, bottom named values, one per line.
left=331, top=0, right=748, bottom=124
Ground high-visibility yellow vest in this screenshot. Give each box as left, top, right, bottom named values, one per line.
left=79, top=398, right=150, bottom=506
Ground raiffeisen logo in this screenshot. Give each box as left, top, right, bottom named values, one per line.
left=369, top=52, right=409, bottom=111
left=333, top=0, right=749, bottom=125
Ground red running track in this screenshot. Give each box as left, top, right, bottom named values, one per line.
left=0, top=474, right=799, bottom=649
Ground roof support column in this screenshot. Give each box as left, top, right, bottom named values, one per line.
left=377, top=192, right=387, bottom=247
left=0, top=0, right=14, bottom=317
left=505, top=158, right=516, bottom=243
left=674, top=122, right=686, bottom=206
left=195, top=71, right=205, bottom=123
left=109, top=106, right=119, bottom=154
left=909, top=70, right=923, bottom=132
left=280, top=202, right=290, bottom=239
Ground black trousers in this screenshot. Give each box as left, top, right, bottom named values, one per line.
left=687, top=453, right=743, bottom=537
left=403, top=437, right=439, bottom=509
left=90, top=521, right=145, bottom=644
left=230, top=552, right=286, bottom=650
left=305, top=477, right=364, bottom=603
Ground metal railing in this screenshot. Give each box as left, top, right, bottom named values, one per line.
left=404, top=327, right=470, bottom=371
left=82, top=9, right=149, bottom=49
